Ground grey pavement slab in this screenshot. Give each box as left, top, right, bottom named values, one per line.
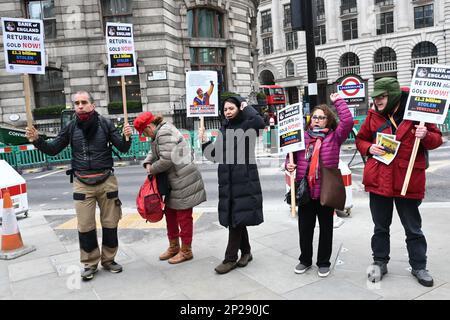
left=334, top=269, right=441, bottom=300
left=90, top=259, right=183, bottom=300
left=2, top=202, right=450, bottom=300
left=176, top=258, right=265, bottom=300
left=282, top=277, right=383, bottom=300
left=416, top=283, right=450, bottom=300
left=8, top=256, right=56, bottom=282
left=236, top=247, right=321, bottom=295
left=10, top=273, right=93, bottom=300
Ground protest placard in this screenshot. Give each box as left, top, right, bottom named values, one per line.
left=186, top=71, right=218, bottom=118
left=401, top=64, right=450, bottom=195
left=277, top=103, right=305, bottom=217
left=404, top=64, right=450, bottom=125
left=1, top=17, right=45, bottom=75
left=106, top=22, right=137, bottom=76
left=278, top=103, right=305, bottom=155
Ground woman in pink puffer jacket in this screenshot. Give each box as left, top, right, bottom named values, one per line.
left=286, top=93, right=353, bottom=278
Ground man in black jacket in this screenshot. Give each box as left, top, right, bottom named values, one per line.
left=26, top=90, right=132, bottom=281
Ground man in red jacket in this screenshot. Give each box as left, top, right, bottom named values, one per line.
left=356, top=77, right=443, bottom=287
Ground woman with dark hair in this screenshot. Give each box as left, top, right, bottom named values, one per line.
left=286, top=93, right=353, bottom=278
left=134, top=112, right=206, bottom=264
left=200, top=96, right=265, bottom=274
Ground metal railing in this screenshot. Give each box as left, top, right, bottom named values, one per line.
left=317, top=69, right=328, bottom=80
left=373, top=61, right=398, bottom=73
left=339, top=66, right=360, bottom=77
left=2, top=116, right=449, bottom=170
left=411, top=56, right=439, bottom=68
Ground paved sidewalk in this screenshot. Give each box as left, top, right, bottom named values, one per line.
left=1, top=198, right=450, bottom=300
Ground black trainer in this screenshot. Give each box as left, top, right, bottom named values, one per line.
left=411, top=269, right=434, bottom=287
left=102, top=261, right=123, bottom=273
left=81, top=266, right=98, bottom=281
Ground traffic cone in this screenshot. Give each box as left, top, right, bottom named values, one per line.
left=0, top=189, right=35, bottom=260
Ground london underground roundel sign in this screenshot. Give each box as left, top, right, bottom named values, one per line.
left=337, top=75, right=366, bottom=103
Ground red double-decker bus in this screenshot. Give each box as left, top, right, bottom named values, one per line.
left=260, top=85, right=286, bottom=123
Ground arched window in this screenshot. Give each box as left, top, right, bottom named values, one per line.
left=374, top=47, right=396, bottom=63
left=286, top=60, right=295, bottom=77
left=340, top=52, right=359, bottom=67
left=412, top=42, right=438, bottom=68
left=187, top=8, right=223, bottom=38
left=259, top=70, right=275, bottom=85
left=33, top=68, right=65, bottom=108
left=339, top=52, right=360, bottom=76
left=316, top=57, right=327, bottom=71
left=412, top=41, right=438, bottom=59
left=316, top=57, right=327, bottom=80
left=374, top=47, right=397, bottom=74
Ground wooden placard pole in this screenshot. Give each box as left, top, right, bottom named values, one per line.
left=401, top=121, right=425, bottom=196
left=23, top=73, right=33, bottom=130
left=121, top=75, right=129, bottom=141
left=289, top=152, right=297, bottom=217
left=199, top=116, right=205, bottom=142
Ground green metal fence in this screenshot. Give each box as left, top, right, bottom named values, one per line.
left=1, top=114, right=449, bottom=170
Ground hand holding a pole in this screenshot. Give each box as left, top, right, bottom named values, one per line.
left=415, top=124, right=428, bottom=140
left=25, top=126, right=39, bottom=143
left=286, top=163, right=297, bottom=173
left=122, top=123, right=133, bottom=140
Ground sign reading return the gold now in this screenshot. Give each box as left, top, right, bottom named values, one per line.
left=278, top=103, right=305, bottom=154
left=106, top=22, right=137, bottom=76
left=404, top=64, right=450, bottom=125
left=1, top=17, right=45, bottom=74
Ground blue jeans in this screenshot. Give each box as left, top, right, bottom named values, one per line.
left=369, top=193, right=427, bottom=270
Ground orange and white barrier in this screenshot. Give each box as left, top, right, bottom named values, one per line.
left=0, top=160, right=28, bottom=217
left=0, top=189, right=35, bottom=260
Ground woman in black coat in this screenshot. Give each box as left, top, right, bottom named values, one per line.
left=201, top=96, right=265, bottom=274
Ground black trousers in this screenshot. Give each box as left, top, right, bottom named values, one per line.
left=370, top=193, right=427, bottom=270
left=224, top=226, right=251, bottom=263
left=298, top=199, right=334, bottom=268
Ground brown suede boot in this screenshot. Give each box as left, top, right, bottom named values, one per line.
left=168, top=243, right=193, bottom=264
left=159, top=238, right=180, bottom=260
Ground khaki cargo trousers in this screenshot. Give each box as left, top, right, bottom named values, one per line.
left=73, top=175, right=122, bottom=268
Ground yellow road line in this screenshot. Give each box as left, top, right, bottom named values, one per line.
left=55, top=211, right=203, bottom=230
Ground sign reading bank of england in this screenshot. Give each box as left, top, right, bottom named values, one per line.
left=404, top=64, right=450, bottom=125
left=106, top=22, right=137, bottom=76
left=1, top=17, right=45, bottom=74
left=337, top=75, right=366, bottom=103
left=278, top=103, right=305, bottom=154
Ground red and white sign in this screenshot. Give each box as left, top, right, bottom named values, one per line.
left=337, top=76, right=366, bottom=103
left=0, top=160, right=28, bottom=216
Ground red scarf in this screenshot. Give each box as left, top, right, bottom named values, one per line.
left=307, top=128, right=329, bottom=189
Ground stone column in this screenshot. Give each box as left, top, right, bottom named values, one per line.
left=271, top=0, right=282, bottom=53
left=325, top=0, right=338, bottom=44
left=397, top=0, right=410, bottom=31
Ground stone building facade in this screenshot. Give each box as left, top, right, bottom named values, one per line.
left=257, top=0, right=450, bottom=114
left=0, top=0, right=259, bottom=130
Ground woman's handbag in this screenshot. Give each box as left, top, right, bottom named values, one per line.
left=320, top=166, right=346, bottom=210
left=285, top=176, right=311, bottom=206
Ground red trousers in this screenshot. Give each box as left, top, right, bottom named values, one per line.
left=165, top=206, right=193, bottom=245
